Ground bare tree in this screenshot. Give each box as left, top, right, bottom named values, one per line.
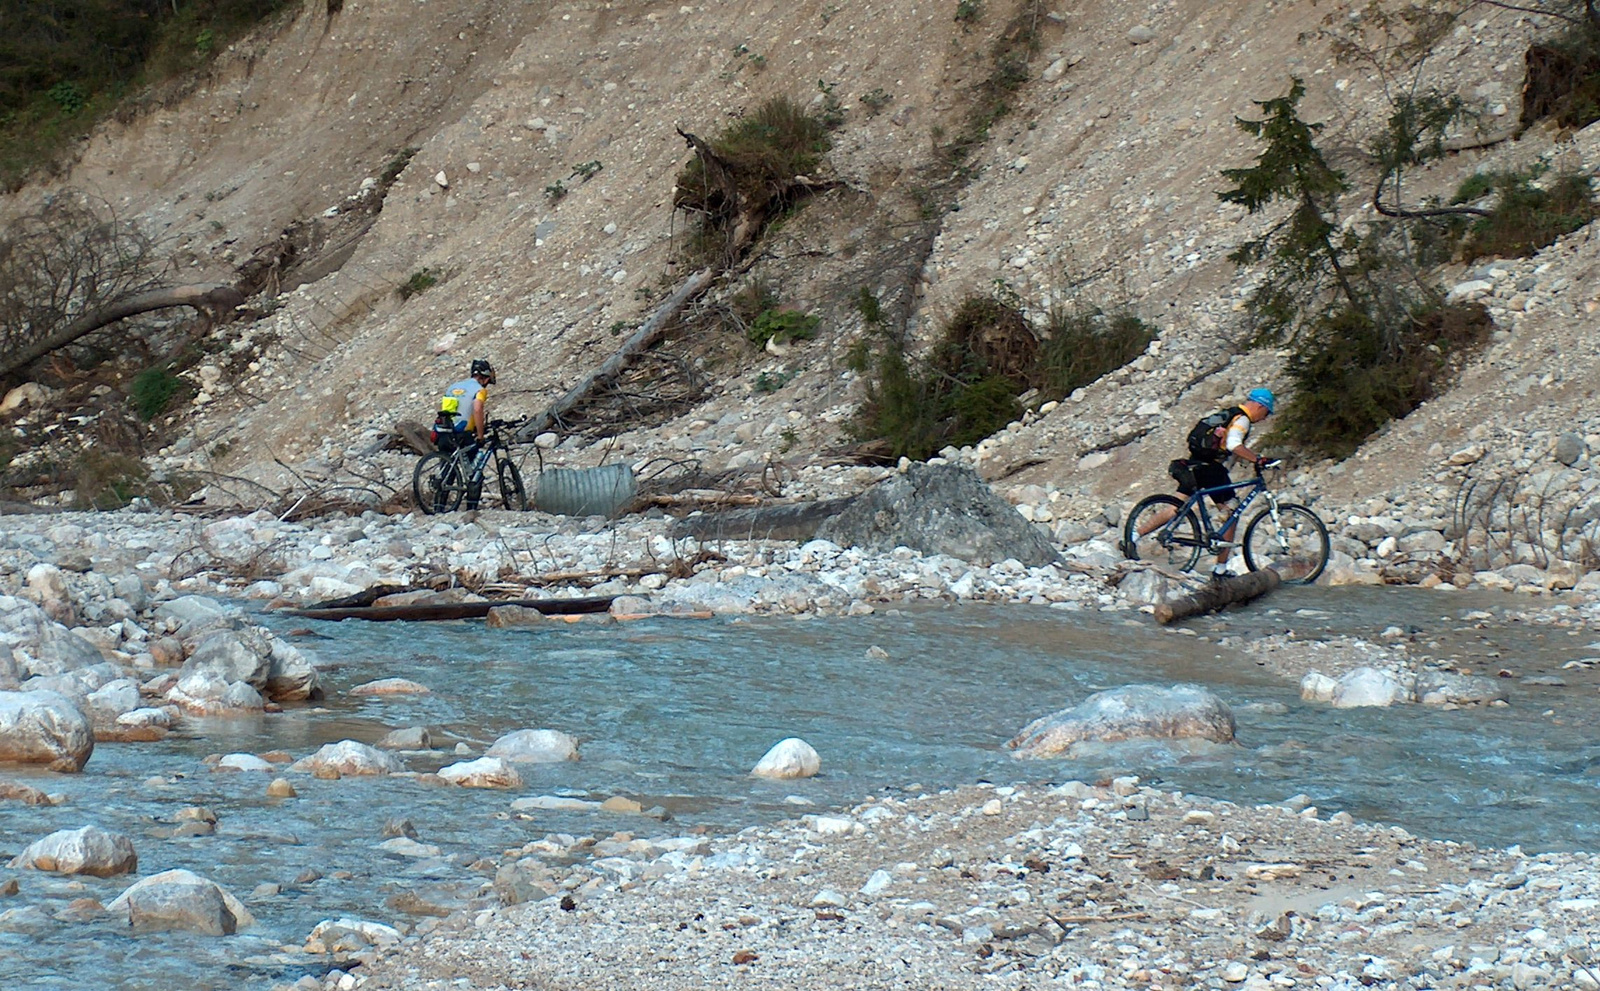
left=0, top=192, right=241, bottom=381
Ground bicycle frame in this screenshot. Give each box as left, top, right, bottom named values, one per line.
left=443, top=424, right=511, bottom=485
left=1162, top=473, right=1281, bottom=548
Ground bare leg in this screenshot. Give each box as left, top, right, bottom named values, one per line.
left=1216, top=518, right=1237, bottom=565
left=1138, top=504, right=1176, bottom=535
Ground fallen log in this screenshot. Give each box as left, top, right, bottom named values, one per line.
left=302, top=583, right=413, bottom=611
left=0, top=284, right=245, bottom=381
left=280, top=595, right=615, bottom=622
left=1152, top=568, right=1281, bottom=625
left=516, top=268, right=715, bottom=442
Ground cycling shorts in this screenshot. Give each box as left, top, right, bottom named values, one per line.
left=1178, top=459, right=1235, bottom=506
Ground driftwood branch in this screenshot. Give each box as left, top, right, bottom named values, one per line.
left=516, top=268, right=715, bottom=442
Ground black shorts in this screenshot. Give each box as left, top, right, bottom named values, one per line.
left=1178, top=458, right=1234, bottom=505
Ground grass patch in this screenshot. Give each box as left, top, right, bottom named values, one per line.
left=941, top=2, right=1043, bottom=167
left=1272, top=302, right=1493, bottom=460
left=398, top=267, right=441, bottom=300
left=754, top=369, right=797, bottom=393
left=747, top=309, right=820, bottom=347
left=129, top=365, right=185, bottom=421
left=673, top=95, right=834, bottom=266
left=379, top=147, right=420, bottom=186
left=69, top=450, right=154, bottom=510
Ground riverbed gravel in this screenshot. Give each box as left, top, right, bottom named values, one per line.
left=348, top=779, right=1600, bottom=991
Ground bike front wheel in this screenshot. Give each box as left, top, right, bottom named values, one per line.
left=496, top=458, right=528, bottom=511
left=413, top=452, right=466, bottom=515
left=1243, top=503, right=1330, bottom=585
left=1123, top=494, right=1204, bottom=573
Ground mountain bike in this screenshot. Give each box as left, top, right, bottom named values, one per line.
left=1121, top=462, right=1330, bottom=584
left=412, top=418, right=529, bottom=514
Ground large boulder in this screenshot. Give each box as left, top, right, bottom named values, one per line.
left=1330, top=667, right=1412, bottom=708
left=153, top=596, right=237, bottom=638
left=304, top=917, right=403, bottom=954
left=181, top=628, right=273, bottom=688
left=1007, top=684, right=1236, bottom=759
left=0, top=646, right=20, bottom=690
left=0, top=595, right=52, bottom=645
left=0, top=690, right=94, bottom=771
left=166, top=670, right=264, bottom=715
left=31, top=625, right=107, bottom=677
left=436, top=757, right=521, bottom=788
left=264, top=638, right=320, bottom=701
left=752, top=737, right=821, bottom=779
left=180, top=628, right=319, bottom=702
left=10, top=825, right=137, bottom=876
left=26, top=662, right=128, bottom=702
left=85, top=679, right=143, bottom=728
left=376, top=726, right=433, bottom=750
left=25, top=564, right=76, bottom=626
left=816, top=463, right=1062, bottom=567
left=290, top=740, right=401, bottom=776
left=485, top=729, right=579, bottom=763
left=106, top=869, right=254, bottom=935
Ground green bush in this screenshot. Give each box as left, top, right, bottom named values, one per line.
left=46, top=82, right=87, bottom=115
left=398, top=268, right=440, bottom=300
left=1038, top=306, right=1154, bottom=399
left=379, top=147, right=419, bottom=186
left=930, top=293, right=1039, bottom=387
left=130, top=365, right=183, bottom=421
left=850, top=292, right=1033, bottom=460
left=1272, top=302, right=1492, bottom=459
left=1459, top=170, right=1597, bottom=261
left=753, top=369, right=796, bottom=393
left=673, top=96, right=831, bottom=217
left=1520, top=25, right=1600, bottom=131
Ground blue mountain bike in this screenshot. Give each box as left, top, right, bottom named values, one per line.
left=1121, top=462, right=1330, bottom=585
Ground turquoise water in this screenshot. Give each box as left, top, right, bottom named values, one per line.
left=2, top=590, right=1597, bottom=989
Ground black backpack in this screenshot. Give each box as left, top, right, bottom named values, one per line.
left=1186, top=406, right=1244, bottom=461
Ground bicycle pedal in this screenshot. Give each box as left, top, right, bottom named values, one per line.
left=1213, top=540, right=1239, bottom=549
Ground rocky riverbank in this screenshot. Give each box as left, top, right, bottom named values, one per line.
left=2, top=497, right=1600, bottom=990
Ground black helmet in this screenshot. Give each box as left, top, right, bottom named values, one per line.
left=470, top=358, right=496, bottom=382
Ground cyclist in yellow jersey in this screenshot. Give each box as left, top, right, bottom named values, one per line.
left=437, top=358, right=495, bottom=450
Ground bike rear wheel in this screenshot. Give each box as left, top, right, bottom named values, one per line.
left=497, top=458, right=528, bottom=511
left=1243, top=503, right=1329, bottom=585
left=1123, top=494, right=1204, bottom=573
left=413, top=452, right=467, bottom=515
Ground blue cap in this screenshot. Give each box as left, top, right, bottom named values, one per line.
left=1247, top=388, right=1276, bottom=414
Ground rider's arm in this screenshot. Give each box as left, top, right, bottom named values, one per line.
left=473, top=389, right=487, bottom=443
left=1223, top=414, right=1263, bottom=464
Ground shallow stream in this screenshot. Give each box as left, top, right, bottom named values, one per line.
left=3, top=586, right=1599, bottom=989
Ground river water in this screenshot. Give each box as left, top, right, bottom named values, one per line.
left=3, top=586, right=1598, bottom=989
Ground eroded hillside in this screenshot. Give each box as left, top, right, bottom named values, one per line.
left=5, top=0, right=1600, bottom=581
